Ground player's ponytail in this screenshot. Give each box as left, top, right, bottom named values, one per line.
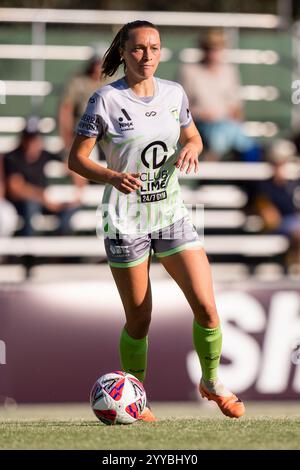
left=101, top=27, right=123, bottom=77
left=102, top=20, right=159, bottom=77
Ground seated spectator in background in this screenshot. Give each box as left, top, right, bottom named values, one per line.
left=291, top=130, right=300, bottom=157
left=179, top=30, right=261, bottom=161
left=4, top=117, right=81, bottom=236
left=0, top=155, right=18, bottom=236
left=58, top=54, right=112, bottom=160
left=253, top=140, right=300, bottom=267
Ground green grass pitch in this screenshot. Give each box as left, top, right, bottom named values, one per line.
left=1, top=403, right=300, bottom=450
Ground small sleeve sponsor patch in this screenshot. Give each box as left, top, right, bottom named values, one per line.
left=76, top=93, right=108, bottom=139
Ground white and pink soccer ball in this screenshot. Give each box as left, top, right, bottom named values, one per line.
left=90, top=371, right=147, bottom=425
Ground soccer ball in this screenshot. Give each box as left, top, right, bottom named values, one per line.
left=90, top=371, right=147, bottom=425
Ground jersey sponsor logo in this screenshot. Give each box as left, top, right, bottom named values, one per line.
left=78, top=113, right=102, bottom=133
left=141, top=191, right=167, bottom=203
left=140, top=142, right=169, bottom=200
left=141, top=141, right=168, bottom=169
left=118, top=108, right=134, bottom=131
left=145, top=111, right=157, bottom=117
left=140, top=169, right=168, bottom=193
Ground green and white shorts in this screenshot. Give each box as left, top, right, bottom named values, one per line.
left=104, top=215, right=203, bottom=268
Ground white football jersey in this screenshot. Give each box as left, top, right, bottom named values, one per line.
left=76, top=76, right=193, bottom=236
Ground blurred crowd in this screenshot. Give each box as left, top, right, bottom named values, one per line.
left=179, top=30, right=261, bottom=162
left=0, top=55, right=111, bottom=238
left=0, top=31, right=300, bottom=271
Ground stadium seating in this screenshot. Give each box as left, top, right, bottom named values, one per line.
left=0, top=8, right=298, bottom=281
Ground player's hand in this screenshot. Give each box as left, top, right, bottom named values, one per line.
left=174, top=143, right=200, bottom=174
left=111, top=172, right=143, bottom=194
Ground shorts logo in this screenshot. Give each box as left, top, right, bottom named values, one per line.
left=110, top=245, right=116, bottom=255
left=145, top=111, right=157, bottom=117
left=118, top=109, right=134, bottom=131
left=110, top=244, right=130, bottom=256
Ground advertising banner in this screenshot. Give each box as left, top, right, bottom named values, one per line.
left=0, top=279, right=300, bottom=402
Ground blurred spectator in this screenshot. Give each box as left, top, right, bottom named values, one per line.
left=291, top=130, right=300, bottom=156
left=58, top=54, right=112, bottom=153
left=253, top=140, right=300, bottom=268
left=0, top=155, right=18, bottom=236
left=3, top=117, right=81, bottom=237
left=179, top=30, right=261, bottom=161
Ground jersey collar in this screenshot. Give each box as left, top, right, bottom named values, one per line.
left=121, top=76, right=158, bottom=103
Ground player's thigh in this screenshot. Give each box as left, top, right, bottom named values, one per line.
left=109, top=255, right=152, bottom=319
left=158, top=247, right=218, bottom=325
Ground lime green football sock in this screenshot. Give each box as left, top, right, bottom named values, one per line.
left=193, top=320, right=222, bottom=382
left=119, top=328, right=148, bottom=382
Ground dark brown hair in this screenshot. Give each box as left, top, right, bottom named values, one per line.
left=102, top=20, right=160, bottom=77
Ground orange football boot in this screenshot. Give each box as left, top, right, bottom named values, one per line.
left=199, top=380, right=245, bottom=418
left=138, top=406, right=157, bottom=422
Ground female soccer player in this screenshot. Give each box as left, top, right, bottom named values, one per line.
left=68, top=20, right=245, bottom=420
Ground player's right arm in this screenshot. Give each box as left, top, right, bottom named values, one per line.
left=68, top=135, right=142, bottom=194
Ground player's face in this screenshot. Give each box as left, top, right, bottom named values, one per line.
left=121, top=27, right=161, bottom=81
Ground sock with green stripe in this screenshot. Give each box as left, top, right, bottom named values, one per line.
left=193, top=319, right=222, bottom=383
left=119, top=328, right=148, bottom=382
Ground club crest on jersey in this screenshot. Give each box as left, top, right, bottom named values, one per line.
left=118, top=108, right=134, bottom=131
left=170, top=107, right=179, bottom=122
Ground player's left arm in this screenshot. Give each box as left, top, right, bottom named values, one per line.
left=175, top=121, right=203, bottom=174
